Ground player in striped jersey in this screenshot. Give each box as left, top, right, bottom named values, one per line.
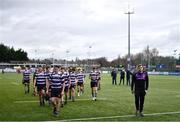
left=49, top=66, right=65, bottom=116
left=89, top=67, right=98, bottom=101
left=97, top=68, right=101, bottom=90
left=44, top=66, right=52, bottom=105
left=61, top=67, right=70, bottom=105
left=33, top=67, right=49, bottom=106
left=22, top=67, right=31, bottom=94
left=77, top=68, right=85, bottom=96
left=33, top=68, right=38, bottom=96
left=69, top=67, right=77, bottom=102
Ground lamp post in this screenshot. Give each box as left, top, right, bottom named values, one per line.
left=66, top=50, right=70, bottom=67
left=52, top=53, right=54, bottom=68
left=173, top=49, right=178, bottom=70
left=125, top=5, right=134, bottom=70
left=89, top=45, right=92, bottom=66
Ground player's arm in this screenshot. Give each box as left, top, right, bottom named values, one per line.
left=45, top=77, right=49, bottom=94
left=131, top=73, right=135, bottom=94
left=33, top=76, right=36, bottom=88
left=145, top=72, right=149, bottom=91
left=61, top=80, right=65, bottom=95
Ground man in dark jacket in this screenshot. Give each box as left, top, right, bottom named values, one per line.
left=111, top=68, right=117, bottom=85
left=131, top=64, right=149, bottom=117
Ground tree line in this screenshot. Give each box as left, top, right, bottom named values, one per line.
left=31, top=45, right=179, bottom=71
left=0, top=43, right=29, bottom=62
left=1, top=43, right=179, bottom=71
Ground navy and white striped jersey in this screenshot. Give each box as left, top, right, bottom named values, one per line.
left=89, top=71, right=98, bottom=82
left=50, top=72, right=64, bottom=89
left=23, top=70, right=31, bottom=81
left=35, top=72, right=47, bottom=85
left=62, top=72, right=69, bottom=87
left=97, top=70, right=101, bottom=78
left=69, top=72, right=77, bottom=85
left=45, top=71, right=52, bottom=86
left=77, top=73, right=85, bottom=83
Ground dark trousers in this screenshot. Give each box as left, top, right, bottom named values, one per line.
left=135, top=91, right=146, bottom=112
left=126, top=77, right=130, bottom=86
left=112, top=77, right=117, bottom=85
left=120, top=77, right=125, bottom=85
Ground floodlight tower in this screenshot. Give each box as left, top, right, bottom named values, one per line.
left=173, top=49, right=178, bottom=70
left=66, top=50, right=70, bottom=67
left=125, top=5, right=134, bottom=70
left=89, top=45, right=92, bottom=66
left=52, top=53, right=54, bottom=68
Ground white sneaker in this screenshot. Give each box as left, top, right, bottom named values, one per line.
left=78, top=93, right=80, bottom=97
left=92, top=97, right=95, bottom=101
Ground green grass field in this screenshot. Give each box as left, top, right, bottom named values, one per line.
left=0, top=73, right=180, bottom=121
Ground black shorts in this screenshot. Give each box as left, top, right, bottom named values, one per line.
left=77, top=82, right=83, bottom=86
left=37, top=84, right=46, bottom=92
left=51, top=88, right=62, bottom=98
left=91, top=82, right=97, bottom=88
left=70, top=84, right=76, bottom=89
left=23, top=80, right=30, bottom=84
left=64, top=86, right=69, bottom=93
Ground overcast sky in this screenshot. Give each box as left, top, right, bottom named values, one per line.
left=0, top=0, right=180, bottom=61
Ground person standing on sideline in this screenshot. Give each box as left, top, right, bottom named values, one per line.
left=126, top=69, right=131, bottom=86
left=131, top=64, right=149, bottom=117
left=111, top=68, right=117, bottom=85
left=119, top=69, right=125, bottom=85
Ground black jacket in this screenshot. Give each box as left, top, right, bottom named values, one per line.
left=131, top=71, right=149, bottom=92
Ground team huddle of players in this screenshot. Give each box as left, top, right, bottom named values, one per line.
left=22, top=66, right=101, bottom=116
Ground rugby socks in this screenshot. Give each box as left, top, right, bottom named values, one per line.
left=72, top=96, right=75, bottom=102
left=65, top=95, right=67, bottom=104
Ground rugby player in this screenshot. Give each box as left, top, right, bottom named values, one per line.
left=76, top=68, right=85, bottom=96
left=89, top=67, right=98, bottom=101
left=32, top=68, right=38, bottom=96
left=69, top=67, right=77, bottom=102
left=22, top=66, right=31, bottom=94
left=49, top=66, right=65, bottom=116
left=61, top=67, right=70, bottom=105
left=33, top=67, right=49, bottom=106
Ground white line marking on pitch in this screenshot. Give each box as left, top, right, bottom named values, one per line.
left=14, top=100, right=38, bottom=103
left=59, top=111, right=180, bottom=121
left=14, top=98, right=107, bottom=103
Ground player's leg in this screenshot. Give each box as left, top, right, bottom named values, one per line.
left=64, top=87, right=68, bottom=104
left=98, top=79, right=101, bottom=90
left=77, top=83, right=80, bottom=96
left=51, top=97, right=57, bottom=115
left=90, top=82, right=93, bottom=98
left=139, top=92, right=145, bottom=117
left=135, top=93, right=140, bottom=116
left=69, top=87, right=72, bottom=99
left=92, top=86, right=97, bottom=101
left=123, top=77, right=125, bottom=85
left=27, top=82, right=30, bottom=93
left=80, top=83, right=83, bottom=95
left=61, top=94, right=64, bottom=107
left=71, top=86, right=75, bottom=102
